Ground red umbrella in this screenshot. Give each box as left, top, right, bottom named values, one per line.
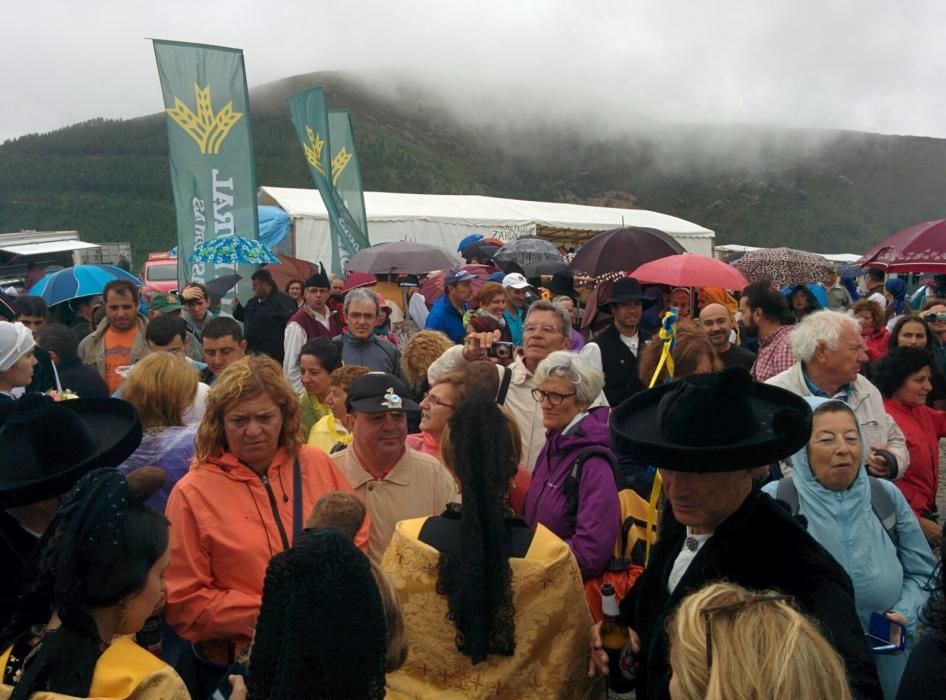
left=857, top=219, right=946, bottom=272
left=630, top=254, right=747, bottom=290
left=420, top=264, right=496, bottom=306
left=264, top=254, right=318, bottom=291
left=341, top=272, right=377, bottom=292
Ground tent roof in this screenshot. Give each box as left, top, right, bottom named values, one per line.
left=258, top=187, right=714, bottom=243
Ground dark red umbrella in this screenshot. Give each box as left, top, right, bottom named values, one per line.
left=264, top=254, right=318, bottom=291
left=631, top=254, right=747, bottom=290
left=420, top=264, right=496, bottom=306
left=857, top=219, right=946, bottom=272
left=568, top=227, right=685, bottom=276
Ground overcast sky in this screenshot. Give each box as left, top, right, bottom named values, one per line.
left=2, top=0, right=945, bottom=143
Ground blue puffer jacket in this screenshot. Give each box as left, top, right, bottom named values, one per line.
left=424, top=294, right=466, bottom=344
left=763, top=396, right=936, bottom=700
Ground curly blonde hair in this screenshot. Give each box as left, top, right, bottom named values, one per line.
left=668, top=582, right=852, bottom=700
left=122, top=352, right=197, bottom=429
left=400, top=330, right=454, bottom=389
left=638, top=320, right=722, bottom=387
left=195, top=355, right=304, bottom=462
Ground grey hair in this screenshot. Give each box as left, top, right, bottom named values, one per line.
left=789, top=309, right=860, bottom=363
left=534, top=350, right=604, bottom=405
left=526, top=299, right=572, bottom=337
left=343, top=287, right=380, bottom=317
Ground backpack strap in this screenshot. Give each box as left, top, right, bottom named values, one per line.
left=564, top=448, right=621, bottom=531
left=774, top=475, right=801, bottom=515
left=496, top=365, right=512, bottom=406
left=868, top=476, right=899, bottom=547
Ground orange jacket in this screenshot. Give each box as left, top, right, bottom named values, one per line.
left=164, top=445, right=368, bottom=662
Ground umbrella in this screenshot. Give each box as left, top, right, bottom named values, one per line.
left=730, top=247, right=834, bottom=287
left=462, top=241, right=501, bottom=262
left=524, top=259, right=568, bottom=278
left=568, top=227, right=685, bottom=276
left=857, top=219, right=946, bottom=273
left=631, top=254, right=747, bottom=290
left=264, top=254, right=319, bottom=291
left=347, top=241, right=458, bottom=275
left=420, top=264, right=496, bottom=304
left=341, top=271, right=377, bottom=293
left=188, top=235, right=279, bottom=265
left=457, top=233, right=484, bottom=253
left=30, top=265, right=143, bottom=307
left=204, top=274, right=241, bottom=303
left=493, top=236, right=562, bottom=267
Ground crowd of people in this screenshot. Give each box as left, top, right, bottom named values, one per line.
left=0, top=251, right=945, bottom=700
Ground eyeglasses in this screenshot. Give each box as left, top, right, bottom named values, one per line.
left=701, top=594, right=792, bottom=668
left=422, top=393, right=455, bottom=409
left=524, top=323, right=560, bottom=335
left=531, top=388, right=577, bottom=405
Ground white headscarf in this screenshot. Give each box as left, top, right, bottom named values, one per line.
left=0, top=322, right=36, bottom=372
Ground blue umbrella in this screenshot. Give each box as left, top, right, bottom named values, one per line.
left=188, top=235, right=278, bottom=265
left=30, top=265, right=143, bottom=306
left=457, top=233, right=484, bottom=254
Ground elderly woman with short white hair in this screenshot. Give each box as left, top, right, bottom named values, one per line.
left=522, top=349, right=621, bottom=580
left=0, top=322, right=37, bottom=402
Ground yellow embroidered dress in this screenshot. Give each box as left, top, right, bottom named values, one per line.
left=382, top=518, right=604, bottom=699
left=0, top=637, right=188, bottom=700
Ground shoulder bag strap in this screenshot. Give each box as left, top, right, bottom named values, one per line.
left=292, top=456, right=303, bottom=540
left=496, top=365, right=513, bottom=405
left=867, top=476, right=899, bottom=547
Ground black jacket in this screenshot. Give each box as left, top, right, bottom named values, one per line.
left=0, top=511, right=39, bottom=624
left=591, top=324, right=653, bottom=407
left=56, top=356, right=109, bottom=398
left=233, top=291, right=297, bottom=362
left=619, top=490, right=882, bottom=700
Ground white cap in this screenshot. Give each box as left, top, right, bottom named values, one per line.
left=502, top=273, right=530, bottom=290
left=0, top=322, right=35, bottom=372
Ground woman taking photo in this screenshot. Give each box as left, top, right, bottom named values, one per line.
left=382, top=394, right=599, bottom=698
left=523, top=350, right=620, bottom=581
left=874, top=347, right=946, bottom=546
left=164, top=355, right=368, bottom=695
left=0, top=468, right=187, bottom=699
left=763, top=398, right=936, bottom=699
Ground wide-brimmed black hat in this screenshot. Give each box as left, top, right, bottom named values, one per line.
left=598, top=277, right=656, bottom=311
left=547, top=271, right=578, bottom=300
left=347, top=372, right=420, bottom=414
left=0, top=395, right=142, bottom=508
left=609, top=367, right=812, bottom=472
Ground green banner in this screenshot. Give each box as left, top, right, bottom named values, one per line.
left=328, top=110, right=369, bottom=250
left=152, top=39, right=259, bottom=297
left=288, top=88, right=370, bottom=275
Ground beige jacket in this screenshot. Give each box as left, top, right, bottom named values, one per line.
left=77, top=316, right=150, bottom=381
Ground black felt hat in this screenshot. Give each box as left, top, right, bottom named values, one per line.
left=0, top=395, right=142, bottom=508
left=598, top=277, right=656, bottom=311
left=609, top=366, right=812, bottom=472
left=304, top=263, right=331, bottom=289
left=547, top=271, right=578, bottom=301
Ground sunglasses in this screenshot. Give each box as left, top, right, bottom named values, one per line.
left=701, top=594, right=793, bottom=668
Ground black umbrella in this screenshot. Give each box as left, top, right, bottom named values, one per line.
left=568, top=227, right=685, bottom=276
left=205, top=274, right=242, bottom=303
left=524, top=259, right=568, bottom=278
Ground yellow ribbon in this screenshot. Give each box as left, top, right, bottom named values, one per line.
left=648, top=307, right=680, bottom=389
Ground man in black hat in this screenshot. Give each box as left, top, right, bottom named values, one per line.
left=590, top=368, right=883, bottom=700
left=589, top=277, right=654, bottom=406
left=330, top=372, right=458, bottom=561
left=283, top=264, right=342, bottom=393
left=233, top=269, right=298, bottom=362
left=0, top=394, right=142, bottom=622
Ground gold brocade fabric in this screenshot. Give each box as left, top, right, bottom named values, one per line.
left=0, top=637, right=189, bottom=700
left=382, top=518, right=605, bottom=700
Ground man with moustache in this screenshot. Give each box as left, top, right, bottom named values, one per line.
left=743, top=282, right=795, bottom=383
left=284, top=264, right=342, bottom=393
left=698, top=302, right=755, bottom=370
left=331, top=373, right=458, bottom=562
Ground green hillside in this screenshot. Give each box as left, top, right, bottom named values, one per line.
left=2, top=72, right=946, bottom=265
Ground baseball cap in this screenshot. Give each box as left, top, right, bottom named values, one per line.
left=444, top=266, right=477, bottom=287
left=346, top=373, right=420, bottom=413
left=502, top=273, right=530, bottom=290
left=150, top=293, right=182, bottom=314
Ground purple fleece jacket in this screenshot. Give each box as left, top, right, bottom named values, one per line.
left=523, top=406, right=621, bottom=579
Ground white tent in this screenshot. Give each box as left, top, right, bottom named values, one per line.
left=258, top=187, right=715, bottom=265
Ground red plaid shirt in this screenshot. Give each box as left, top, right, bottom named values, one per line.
left=751, top=324, right=795, bottom=383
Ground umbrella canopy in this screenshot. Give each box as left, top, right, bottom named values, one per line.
left=420, top=264, right=496, bottom=304
left=188, top=235, right=279, bottom=265
left=493, top=236, right=562, bottom=267
left=30, top=265, right=143, bottom=307
left=457, top=234, right=484, bottom=253
left=462, top=241, right=501, bottom=262
left=730, top=247, right=834, bottom=287
left=204, top=274, right=242, bottom=303
left=347, top=241, right=458, bottom=275
left=524, top=259, right=568, bottom=278
left=341, top=271, right=377, bottom=292
left=857, top=219, right=946, bottom=273
left=631, top=254, right=747, bottom=290
left=264, top=254, right=319, bottom=291
left=568, top=227, right=685, bottom=276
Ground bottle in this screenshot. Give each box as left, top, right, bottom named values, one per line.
left=600, top=583, right=637, bottom=699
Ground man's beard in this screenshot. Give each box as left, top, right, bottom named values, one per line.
left=742, top=321, right=759, bottom=339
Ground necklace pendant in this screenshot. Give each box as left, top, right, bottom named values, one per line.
left=685, top=536, right=699, bottom=552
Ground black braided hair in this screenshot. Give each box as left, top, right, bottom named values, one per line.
left=437, top=393, right=516, bottom=664
left=0, top=468, right=168, bottom=699
left=247, top=528, right=387, bottom=700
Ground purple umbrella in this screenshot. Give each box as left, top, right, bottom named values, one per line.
left=568, top=227, right=685, bottom=276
